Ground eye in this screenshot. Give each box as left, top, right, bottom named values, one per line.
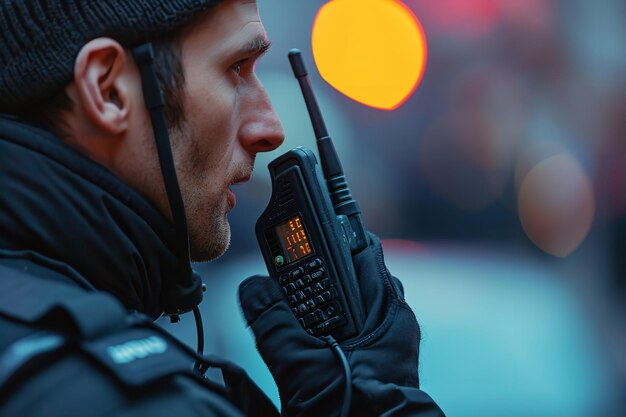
left=231, top=59, right=247, bottom=76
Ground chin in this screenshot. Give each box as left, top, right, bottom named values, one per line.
left=189, top=220, right=231, bottom=263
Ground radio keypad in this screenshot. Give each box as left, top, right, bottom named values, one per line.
left=279, top=257, right=344, bottom=335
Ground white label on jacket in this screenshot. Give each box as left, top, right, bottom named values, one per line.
left=106, top=336, right=167, bottom=364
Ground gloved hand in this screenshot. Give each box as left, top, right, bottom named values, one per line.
left=239, top=232, right=443, bottom=417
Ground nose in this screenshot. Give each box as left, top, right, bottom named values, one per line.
left=239, top=79, right=285, bottom=154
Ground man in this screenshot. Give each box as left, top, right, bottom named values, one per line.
left=0, top=0, right=445, bottom=416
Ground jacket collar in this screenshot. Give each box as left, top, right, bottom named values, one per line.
left=0, top=115, right=181, bottom=317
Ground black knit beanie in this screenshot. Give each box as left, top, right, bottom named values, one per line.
left=0, top=0, right=222, bottom=113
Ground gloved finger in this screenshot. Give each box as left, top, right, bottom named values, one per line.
left=238, top=275, right=325, bottom=351
left=238, top=274, right=284, bottom=326
left=353, top=232, right=404, bottom=300
left=351, top=232, right=388, bottom=330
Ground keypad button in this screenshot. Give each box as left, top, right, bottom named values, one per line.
left=314, top=283, right=323, bottom=292
left=298, top=318, right=305, bottom=327
left=304, top=287, right=313, bottom=297
left=287, top=283, right=297, bottom=293
left=292, top=308, right=298, bottom=315
left=330, top=287, right=338, bottom=298
left=279, top=274, right=290, bottom=285
left=306, top=299, right=316, bottom=309
left=306, top=258, right=323, bottom=272
left=315, top=309, right=327, bottom=321
left=314, top=295, right=325, bottom=305
left=321, top=278, right=330, bottom=289
left=304, top=312, right=318, bottom=327
left=282, top=287, right=288, bottom=295
left=303, top=274, right=312, bottom=284
left=325, top=303, right=340, bottom=317
left=297, top=304, right=308, bottom=314
left=295, top=279, right=304, bottom=288
left=287, top=295, right=297, bottom=305
left=310, top=269, right=324, bottom=281
left=290, top=267, right=305, bottom=279
left=306, top=329, right=314, bottom=336
left=317, top=316, right=341, bottom=331
left=322, top=291, right=332, bottom=302
left=296, top=291, right=306, bottom=301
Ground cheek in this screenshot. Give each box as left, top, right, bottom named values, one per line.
left=185, top=64, right=236, bottom=116
left=185, top=80, right=238, bottom=167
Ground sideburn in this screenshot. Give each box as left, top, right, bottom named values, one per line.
left=153, top=38, right=187, bottom=131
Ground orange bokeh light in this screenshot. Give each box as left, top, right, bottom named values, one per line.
left=312, top=0, right=428, bottom=110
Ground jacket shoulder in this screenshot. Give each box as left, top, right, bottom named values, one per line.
left=0, top=265, right=246, bottom=417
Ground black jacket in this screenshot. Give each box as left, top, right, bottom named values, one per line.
left=0, top=115, right=278, bottom=416
left=0, top=115, right=443, bottom=416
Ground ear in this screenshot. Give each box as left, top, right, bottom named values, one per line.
left=73, top=38, right=132, bottom=134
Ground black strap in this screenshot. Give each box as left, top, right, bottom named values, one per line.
left=131, top=43, right=203, bottom=316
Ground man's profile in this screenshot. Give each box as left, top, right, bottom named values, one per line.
left=0, top=1, right=445, bottom=416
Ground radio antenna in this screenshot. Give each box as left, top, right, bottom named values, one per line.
left=288, top=49, right=367, bottom=252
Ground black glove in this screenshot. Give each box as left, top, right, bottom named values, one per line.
left=239, top=233, right=444, bottom=417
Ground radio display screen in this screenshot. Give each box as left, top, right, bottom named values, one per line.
left=275, top=215, right=313, bottom=264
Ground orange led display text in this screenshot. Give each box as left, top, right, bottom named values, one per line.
left=275, top=215, right=313, bottom=264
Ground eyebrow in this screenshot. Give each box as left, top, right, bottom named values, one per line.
left=236, top=36, right=272, bottom=58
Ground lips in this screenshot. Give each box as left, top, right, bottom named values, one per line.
left=227, top=188, right=236, bottom=211
left=226, top=173, right=252, bottom=211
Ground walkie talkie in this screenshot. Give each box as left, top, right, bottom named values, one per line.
left=256, top=49, right=368, bottom=341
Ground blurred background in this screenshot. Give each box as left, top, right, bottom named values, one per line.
left=159, top=0, right=626, bottom=415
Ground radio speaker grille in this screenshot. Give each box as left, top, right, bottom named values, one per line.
left=277, top=179, right=294, bottom=205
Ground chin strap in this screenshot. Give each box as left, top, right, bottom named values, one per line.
left=131, top=43, right=203, bottom=320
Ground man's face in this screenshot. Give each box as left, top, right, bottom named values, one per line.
left=168, top=0, right=284, bottom=261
